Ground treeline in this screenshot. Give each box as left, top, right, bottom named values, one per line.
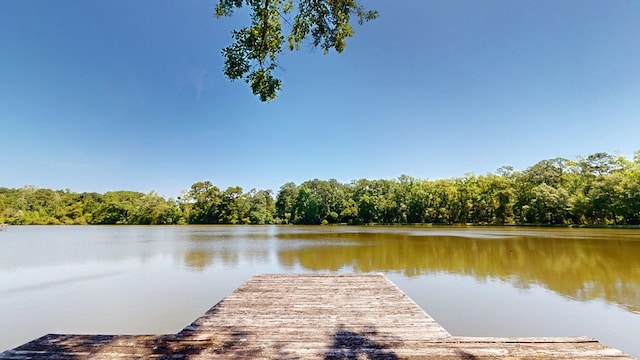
left=1, top=151, right=639, bottom=226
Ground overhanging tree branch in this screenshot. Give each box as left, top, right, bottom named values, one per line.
left=215, top=0, right=378, bottom=101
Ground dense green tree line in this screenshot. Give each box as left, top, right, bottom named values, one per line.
left=0, top=188, right=183, bottom=225
left=1, top=151, right=639, bottom=226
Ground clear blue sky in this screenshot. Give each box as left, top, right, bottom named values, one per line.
left=1, top=0, right=639, bottom=198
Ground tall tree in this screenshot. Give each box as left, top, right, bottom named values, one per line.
left=275, top=182, right=299, bottom=223
left=219, top=186, right=247, bottom=224
left=247, top=189, right=276, bottom=224
left=293, top=185, right=320, bottom=224
left=183, top=181, right=222, bottom=224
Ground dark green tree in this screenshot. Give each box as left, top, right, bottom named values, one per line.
left=293, top=185, right=320, bottom=224
left=275, top=182, right=299, bottom=223
left=219, top=186, right=248, bottom=224
left=93, top=191, right=143, bottom=224
left=183, top=181, right=222, bottom=224
left=247, top=189, right=276, bottom=224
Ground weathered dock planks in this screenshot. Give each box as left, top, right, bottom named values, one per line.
left=0, top=273, right=634, bottom=359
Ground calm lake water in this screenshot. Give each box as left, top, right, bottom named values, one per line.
left=1, top=225, right=639, bottom=357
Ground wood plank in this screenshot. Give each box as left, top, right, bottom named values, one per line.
left=0, top=274, right=634, bottom=359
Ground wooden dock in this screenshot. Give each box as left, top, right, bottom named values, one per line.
left=0, top=274, right=634, bottom=359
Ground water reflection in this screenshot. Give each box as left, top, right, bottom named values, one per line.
left=276, top=228, right=640, bottom=313
left=181, top=226, right=271, bottom=271
left=1, top=226, right=639, bottom=357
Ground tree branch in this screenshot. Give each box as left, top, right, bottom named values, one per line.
left=259, top=0, right=270, bottom=67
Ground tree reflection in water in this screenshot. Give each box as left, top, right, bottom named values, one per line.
left=276, top=229, right=640, bottom=313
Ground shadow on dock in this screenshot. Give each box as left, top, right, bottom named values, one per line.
left=324, top=325, right=398, bottom=360
left=10, top=326, right=403, bottom=359
left=11, top=330, right=262, bottom=359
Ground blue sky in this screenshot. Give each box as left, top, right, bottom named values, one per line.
left=1, top=0, right=639, bottom=198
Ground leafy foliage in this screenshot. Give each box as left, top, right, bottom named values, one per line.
left=2, top=151, right=640, bottom=226
left=215, top=0, right=378, bottom=101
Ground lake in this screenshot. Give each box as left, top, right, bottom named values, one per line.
left=1, top=225, right=639, bottom=357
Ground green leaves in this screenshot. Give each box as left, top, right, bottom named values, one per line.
left=247, top=67, right=282, bottom=101
left=2, top=150, right=640, bottom=226
left=289, top=0, right=370, bottom=54
left=222, top=30, right=251, bottom=80
left=215, top=0, right=378, bottom=101
left=214, top=0, right=244, bottom=17
left=218, top=0, right=284, bottom=101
